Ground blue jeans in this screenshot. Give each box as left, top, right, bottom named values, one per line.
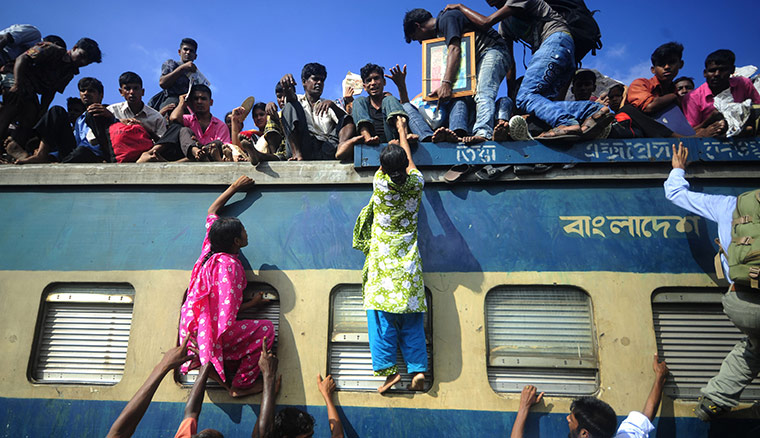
left=353, top=95, right=407, bottom=141
left=516, top=31, right=601, bottom=127
left=473, top=46, right=511, bottom=138
left=367, top=310, right=427, bottom=374
left=403, top=102, right=435, bottom=141
left=497, top=96, right=514, bottom=121
left=445, top=98, right=470, bottom=135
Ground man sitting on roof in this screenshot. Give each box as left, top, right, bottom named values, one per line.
left=682, top=49, right=760, bottom=137
left=278, top=62, right=361, bottom=161
left=0, top=38, right=101, bottom=161
left=148, top=38, right=210, bottom=115
left=167, top=84, right=230, bottom=161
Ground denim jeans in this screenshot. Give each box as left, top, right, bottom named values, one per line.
left=353, top=95, right=406, bottom=141
left=702, top=288, right=760, bottom=408
left=446, top=98, right=470, bottom=135
left=497, top=96, right=514, bottom=121
left=516, top=31, right=602, bottom=127
left=403, top=102, right=435, bottom=141
left=473, top=47, right=511, bottom=138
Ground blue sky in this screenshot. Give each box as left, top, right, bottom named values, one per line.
left=6, top=0, right=759, bottom=127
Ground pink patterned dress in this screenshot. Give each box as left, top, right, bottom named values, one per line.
left=179, top=214, right=274, bottom=388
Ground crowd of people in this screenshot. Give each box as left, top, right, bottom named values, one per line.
left=1, top=1, right=759, bottom=165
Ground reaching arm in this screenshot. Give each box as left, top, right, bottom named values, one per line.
left=184, top=363, right=211, bottom=421
left=169, top=94, right=188, bottom=125
left=208, top=175, right=255, bottom=216
left=642, top=354, right=669, bottom=421
left=429, top=41, right=460, bottom=102
left=395, top=115, right=416, bottom=172
left=252, top=337, right=278, bottom=438
left=11, top=53, right=31, bottom=92
left=446, top=3, right=520, bottom=28
left=385, top=64, right=410, bottom=103
left=318, top=374, right=344, bottom=438
left=510, top=385, right=543, bottom=438
left=106, top=337, right=193, bottom=438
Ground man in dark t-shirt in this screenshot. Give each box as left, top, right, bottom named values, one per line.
left=447, top=1, right=609, bottom=140
left=403, top=8, right=512, bottom=144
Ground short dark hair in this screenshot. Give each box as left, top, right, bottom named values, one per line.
left=252, top=102, right=267, bottom=114
left=224, top=111, right=232, bottom=123
left=74, top=37, right=102, bottom=64
left=275, top=82, right=284, bottom=94
left=673, top=76, right=695, bottom=87
left=570, top=397, right=617, bottom=438
left=181, top=38, right=198, bottom=50
left=78, top=77, right=104, bottom=94
left=191, top=430, right=223, bottom=438
left=190, top=83, right=212, bottom=99
left=403, top=8, right=433, bottom=43
left=572, top=69, right=597, bottom=84
left=651, top=42, right=683, bottom=67
left=272, top=408, right=314, bottom=438
left=301, top=62, right=327, bottom=83
left=43, top=35, right=66, bottom=49
left=607, top=83, right=625, bottom=95
left=118, top=71, right=142, bottom=87
left=705, top=49, right=735, bottom=67
left=360, top=63, right=385, bottom=82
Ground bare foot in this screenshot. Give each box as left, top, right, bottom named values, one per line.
left=537, top=124, right=582, bottom=138
left=335, top=134, right=364, bottom=161
left=377, top=373, right=401, bottom=394
left=4, top=138, right=30, bottom=160
left=360, top=130, right=380, bottom=145
left=407, top=373, right=425, bottom=391
left=431, top=127, right=459, bottom=143
left=388, top=139, right=400, bottom=146
left=462, top=135, right=487, bottom=145
left=229, top=378, right=264, bottom=398
left=15, top=151, right=51, bottom=165
left=493, top=120, right=510, bottom=142
left=406, top=133, right=419, bottom=144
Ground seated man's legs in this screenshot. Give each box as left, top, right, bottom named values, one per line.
left=468, top=47, right=510, bottom=144
left=516, top=31, right=582, bottom=132
left=85, top=112, right=115, bottom=162
left=16, top=105, right=75, bottom=164
left=281, top=100, right=312, bottom=160
left=61, top=146, right=102, bottom=163
left=402, top=102, right=435, bottom=142
left=334, top=113, right=362, bottom=162
left=151, top=122, right=187, bottom=162
left=380, top=95, right=414, bottom=142
left=352, top=96, right=380, bottom=144
left=178, top=125, right=208, bottom=161
left=494, top=96, right=515, bottom=141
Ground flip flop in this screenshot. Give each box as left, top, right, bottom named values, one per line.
left=581, top=113, right=615, bottom=140
left=514, top=164, right=553, bottom=175
left=475, top=164, right=512, bottom=181
left=240, top=96, right=256, bottom=119
left=444, top=164, right=475, bottom=183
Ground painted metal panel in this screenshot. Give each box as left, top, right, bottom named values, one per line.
left=653, top=290, right=760, bottom=400
left=32, top=284, right=134, bottom=385
left=355, top=137, right=760, bottom=167
left=485, top=286, right=598, bottom=394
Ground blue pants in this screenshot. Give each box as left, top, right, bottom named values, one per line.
left=367, top=310, right=427, bottom=374
left=516, top=31, right=601, bottom=127
left=473, top=46, right=511, bottom=139
left=353, top=95, right=407, bottom=142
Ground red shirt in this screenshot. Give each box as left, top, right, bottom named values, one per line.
left=626, top=76, right=675, bottom=112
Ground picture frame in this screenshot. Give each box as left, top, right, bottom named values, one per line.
left=422, top=31, right=477, bottom=101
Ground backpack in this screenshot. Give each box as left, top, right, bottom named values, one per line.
left=545, top=0, right=603, bottom=65
left=716, top=189, right=760, bottom=289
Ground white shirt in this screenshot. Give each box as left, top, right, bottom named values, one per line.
left=663, top=168, right=736, bottom=278
left=87, top=101, right=167, bottom=142
left=615, top=411, right=654, bottom=438
left=297, top=94, right=339, bottom=144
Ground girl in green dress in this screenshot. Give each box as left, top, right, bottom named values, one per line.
left=361, top=116, right=427, bottom=394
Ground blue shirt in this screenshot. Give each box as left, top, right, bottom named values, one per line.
left=50, top=113, right=102, bottom=159
left=663, top=168, right=736, bottom=278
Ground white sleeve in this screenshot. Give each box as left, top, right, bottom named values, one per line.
left=663, top=168, right=736, bottom=224
left=615, top=411, right=655, bottom=438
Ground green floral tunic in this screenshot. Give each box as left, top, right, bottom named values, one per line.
left=362, top=168, right=426, bottom=314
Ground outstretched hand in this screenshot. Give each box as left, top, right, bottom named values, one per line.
left=231, top=175, right=255, bottom=191
left=444, top=3, right=463, bottom=11
left=653, top=353, right=669, bottom=379
left=384, top=64, right=407, bottom=89
left=317, top=373, right=336, bottom=398
left=671, top=142, right=688, bottom=170
left=158, top=336, right=195, bottom=372
left=259, top=336, right=278, bottom=377
left=519, top=385, right=544, bottom=411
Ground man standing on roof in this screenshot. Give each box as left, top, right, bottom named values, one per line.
left=444, top=1, right=610, bottom=141
left=664, top=142, right=760, bottom=421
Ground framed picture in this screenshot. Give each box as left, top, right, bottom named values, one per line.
left=422, top=32, right=477, bottom=101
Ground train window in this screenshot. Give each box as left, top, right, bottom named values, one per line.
left=29, top=283, right=135, bottom=385
left=178, top=282, right=280, bottom=386
left=652, top=287, right=760, bottom=400
left=485, top=286, right=598, bottom=395
left=327, top=284, right=433, bottom=393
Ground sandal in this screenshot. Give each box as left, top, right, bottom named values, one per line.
left=444, top=164, right=475, bottom=183
left=537, top=126, right=581, bottom=142
left=475, top=164, right=512, bottom=181
left=580, top=107, right=614, bottom=140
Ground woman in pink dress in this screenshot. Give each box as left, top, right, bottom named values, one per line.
left=178, top=175, right=275, bottom=397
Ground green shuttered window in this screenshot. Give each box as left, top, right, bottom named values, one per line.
left=30, top=283, right=134, bottom=385
left=485, top=286, right=598, bottom=395
left=328, top=284, right=432, bottom=392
